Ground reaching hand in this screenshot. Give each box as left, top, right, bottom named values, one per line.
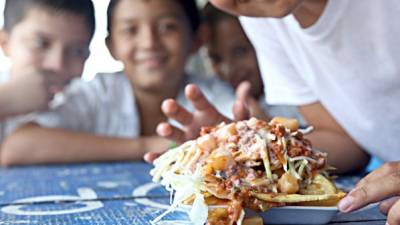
left=157, top=84, right=230, bottom=143
left=144, top=82, right=253, bottom=163
left=338, top=162, right=400, bottom=224
left=234, top=81, right=271, bottom=121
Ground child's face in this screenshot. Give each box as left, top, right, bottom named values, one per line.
left=107, top=0, right=193, bottom=92
left=0, top=8, right=91, bottom=89
left=207, top=18, right=263, bottom=98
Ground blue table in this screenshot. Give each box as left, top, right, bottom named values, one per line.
left=0, top=162, right=387, bottom=224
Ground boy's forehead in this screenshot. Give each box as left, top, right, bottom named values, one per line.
left=114, top=0, right=185, bottom=21
left=15, top=8, right=91, bottom=43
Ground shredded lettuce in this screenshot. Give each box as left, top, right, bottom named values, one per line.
left=189, top=193, right=208, bottom=225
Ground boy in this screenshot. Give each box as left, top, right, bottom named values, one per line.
left=0, top=0, right=94, bottom=144
left=0, top=0, right=235, bottom=166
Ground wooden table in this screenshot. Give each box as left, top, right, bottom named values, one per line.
left=0, top=162, right=386, bottom=224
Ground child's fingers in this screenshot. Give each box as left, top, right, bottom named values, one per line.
left=185, top=84, right=216, bottom=111
left=161, top=99, right=193, bottom=126
left=380, top=197, right=400, bottom=215
left=144, top=152, right=162, bottom=164
left=232, top=81, right=251, bottom=121
left=233, top=100, right=249, bottom=121
left=156, top=122, right=186, bottom=144
left=235, top=81, right=251, bottom=102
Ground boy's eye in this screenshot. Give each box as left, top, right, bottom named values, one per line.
left=158, top=21, right=179, bottom=33
left=32, top=37, right=50, bottom=50
left=67, top=46, right=90, bottom=59
left=121, top=26, right=138, bottom=36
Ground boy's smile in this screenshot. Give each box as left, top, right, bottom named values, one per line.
left=107, top=0, right=193, bottom=93
left=135, top=52, right=168, bottom=71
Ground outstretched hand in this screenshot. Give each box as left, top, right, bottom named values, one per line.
left=144, top=82, right=252, bottom=163
left=338, top=162, right=400, bottom=224
left=157, top=84, right=230, bottom=143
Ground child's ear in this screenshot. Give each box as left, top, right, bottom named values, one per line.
left=190, top=23, right=210, bottom=54
left=105, top=35, right=117, bottom=60
left=0, top=29, right=11, bottom=57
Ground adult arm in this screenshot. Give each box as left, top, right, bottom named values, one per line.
left=299, top=102, right=370, bottom=173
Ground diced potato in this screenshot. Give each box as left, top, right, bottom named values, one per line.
left=247, top=117, right=259, bottom=128
left=215, top=123, right=237, bottom=141
left=207, top=155, right=233, bottom=171
left=270, top=117, right=299, bottom=131
left=197, top=134, right=217, bottom=152
left=277, top=173, right=299, bottom=194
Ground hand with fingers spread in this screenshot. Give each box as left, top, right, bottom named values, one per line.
left=144, top=82, right=252, bottom=163
left=157, top=84, right=231, bottom=142
left=338, top=162, right=400, bottom=224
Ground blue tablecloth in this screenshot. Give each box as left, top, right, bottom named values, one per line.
left=0, top=162, right=386, bottom=225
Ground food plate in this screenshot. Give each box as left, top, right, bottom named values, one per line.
left=246, top=206, right=338, bottom=225
left=179, top=204, right=339, bottom=225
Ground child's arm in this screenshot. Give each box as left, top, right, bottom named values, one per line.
left=0, top=123, right=170, bottom=166
left=299, top=102, right=370, bottom=173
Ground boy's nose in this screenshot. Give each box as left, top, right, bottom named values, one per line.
left=42, top=48, right=66, bottom=73
left=140, top=26, right=160, bottom=49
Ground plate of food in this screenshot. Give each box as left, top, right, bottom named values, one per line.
left=150, top=117, right=346, bottom=225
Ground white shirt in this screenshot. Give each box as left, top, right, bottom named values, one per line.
left=240, top=0, right=400, bottom=161
left=33, top=72, right=235, bottom=138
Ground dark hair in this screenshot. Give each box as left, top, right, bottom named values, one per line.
left=203, top=2, right=236, bottom=27
left=107, top=0, right=201, bottom=35
left=4, top=0, right=96, bottom=38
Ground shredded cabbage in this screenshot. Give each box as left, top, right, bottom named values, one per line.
left=189, top=193, right=208, bottom=225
